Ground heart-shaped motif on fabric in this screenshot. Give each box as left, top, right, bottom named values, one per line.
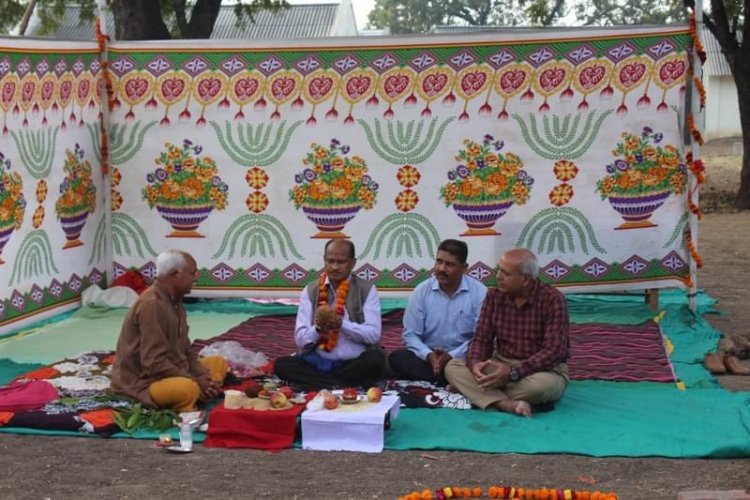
left=270, top=77, right=296, bottom=100
left=460, top=71, right=487, bottom=95
left=499, top=69, right=527, bottom=94
left=77, top=80, right=91, bottom=101
left=384, top=75, right=409, bottom=97
left=124, top=78, right=149, bottom=101
left=197, top=77, right=223, bottom=101
left=659, top=61, right=686, bottom=86
left=1, top=82, right=15, bottom=105
left=234, top=78, right=259, bottom=101
left=539, top=68, right=566, bottom=93
left=422, top=73, right=448, bottom=97
left=345, top=76, right=371, bottom=100
left=59, top=80, right=73, bottom=100
left=308, top=77, right=334, bottom=100
left=21, top=81, right=35, bottom=102
left=579, top=65, right=606, bottom=90
left=41, top=81, right=54, bottom=101
left=619, top=63, right=647, bottom=88
left=161, top=78, right=186, bottom=102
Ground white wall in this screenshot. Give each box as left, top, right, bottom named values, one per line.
left=704, top=75, right=742, bottom=140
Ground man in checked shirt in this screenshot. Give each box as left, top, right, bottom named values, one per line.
left=445, top=248, right=569, bottom=417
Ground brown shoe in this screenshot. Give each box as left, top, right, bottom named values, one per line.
left=703, top=353, right=727, bottom=374
left=724, top=355, right=750, bottom=375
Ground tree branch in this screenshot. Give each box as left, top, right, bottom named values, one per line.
left=172, top=0, right=189, bottom=37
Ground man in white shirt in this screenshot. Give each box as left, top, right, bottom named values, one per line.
left=274, top=239, right=384, bottom=389
left=388, top=239, right=487, bottom=385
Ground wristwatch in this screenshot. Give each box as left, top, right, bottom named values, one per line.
left=509, top=368, right=521, bottom=383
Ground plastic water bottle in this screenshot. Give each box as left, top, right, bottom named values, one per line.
left=179, top=422, right=194, bottom=451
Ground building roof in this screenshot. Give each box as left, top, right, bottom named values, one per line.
left=701, top=26, right=733, bottom=76
left=30, top=2, right=352, bottom=40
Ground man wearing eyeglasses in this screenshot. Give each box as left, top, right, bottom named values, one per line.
left=111, top=249, right=228, bottom=412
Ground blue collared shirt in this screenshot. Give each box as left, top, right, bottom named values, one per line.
left=402, top=275, right=487, bottom=360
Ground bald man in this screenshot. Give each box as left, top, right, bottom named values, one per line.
left=111, top=250, right=228, bottom=413
left=445, top=248, right=569, bottom=417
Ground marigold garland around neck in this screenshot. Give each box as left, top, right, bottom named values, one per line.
left=317, top=273, right=350, bottom=352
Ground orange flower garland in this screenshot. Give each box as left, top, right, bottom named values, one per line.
left=689, top=14, right=707, bottom=65
left=317, top=273, right=349, bottom=352
left=397, top=485, right=618, bottom=500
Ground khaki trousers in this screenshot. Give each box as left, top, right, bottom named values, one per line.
left=149, top=356, right=228, bottom=412
left=444, top=355, right=568, bottom=410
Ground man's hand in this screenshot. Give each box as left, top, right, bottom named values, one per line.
left=471, top=360, right=510, bottom=390
left=315, top=305, right=342, bottom=331
left=427, top=349, right=453, bottom=378
left=198, top=377, right=221, bottom=400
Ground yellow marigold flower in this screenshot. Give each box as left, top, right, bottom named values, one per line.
left=309, top=179, right=330, bottom=201
left=512, top=183, right=530, bottom=204
left=202, top=156, right=216, bottom=166
left=642, top=146, right=658, bottom=161
left=395, top=190, right=419, bottom=212
left=444, top=183, right=459, bottom=202
left=182, top=178, right=204, bottom=199
left=292, top=186, right=306, bottom=205
left=331, top=177, right=354, bottom=200
left=484, top=173, right=508, bottom=195
left=331, top=157, right=345, bottom=170
left=484, top=153, right=499, bottom=166
left=210, top=188, right=227, bottom=210
left=358, top=187, right=376, bottom=209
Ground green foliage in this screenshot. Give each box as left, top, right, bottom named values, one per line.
left=367, top=0, right=566, bottom=33
left=114, top=403, right=177, bottom=435
left=575, top=0, right=688, bottom=26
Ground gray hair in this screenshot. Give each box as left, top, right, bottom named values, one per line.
left=517, top=251, right=539, bottom=278
left=156, top=250, right=188, bottom=278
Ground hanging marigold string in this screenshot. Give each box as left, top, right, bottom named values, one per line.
left=317, top=273, right=349, bottom=352
left=396, top=485, right=619, bottom=500
left=686, top=114, right=704, bottom=146
left=95, top=17, right=113, bottom=176
left=693, top=77, right=707, bottom=110
left=689, top=14, right=707, bottom=65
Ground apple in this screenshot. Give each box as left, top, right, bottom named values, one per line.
left=366, top=386, right=383, bottom=402
left=342, top=387, right=359, bottom=401
left=323, top=394, right=339, bottom=410
left=270, top=391, right=288, bottom=409
left=278, top=386, right=295, bottom=399
left=244, top=382, right=261, bottom=398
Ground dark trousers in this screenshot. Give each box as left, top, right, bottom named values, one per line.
left=388, top=349, right=447, bottom=385
left=274, top=348, right=386, bottom=389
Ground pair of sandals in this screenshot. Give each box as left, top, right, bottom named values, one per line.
left=703, top=352, right=750, bottom=375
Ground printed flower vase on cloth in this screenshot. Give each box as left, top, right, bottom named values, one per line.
left=0, top=151, right=26, bottom=264
left=290, top=139, right=378, bottom=239
left=55, top=144, right=95, bottom=249
left=142, top=140, right=228, bottom=237
left=596, top=127, right=687, bottom=230
left=440, top=134, right=533, bottom=236
left=317, top=273, right=349, bottom=352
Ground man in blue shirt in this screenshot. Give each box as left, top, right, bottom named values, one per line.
left=388, top=239, right=487, bottom=385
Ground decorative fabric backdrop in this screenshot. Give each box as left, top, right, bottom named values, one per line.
left=0, top=26, right=696, bottom=333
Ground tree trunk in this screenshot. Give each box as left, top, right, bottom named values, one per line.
left=111, top=0, right=171, bottom=40
left=734, top=58, right=750, bottom=208
left=183, top=0, right=222, bottom=39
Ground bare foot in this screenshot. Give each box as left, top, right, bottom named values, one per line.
left=495, top=399, right=532, bottom=417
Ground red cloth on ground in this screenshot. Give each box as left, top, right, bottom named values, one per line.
left=204, top=402, right=304, bottom=450
left=15, top=366, right=59, bottom=381
left=110, top=270, right=149, bottom=295
left=0, top=380, right=58, bottom=411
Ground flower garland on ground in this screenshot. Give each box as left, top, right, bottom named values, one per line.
left=397, top=485, right=618, bottom=500
left=317, top=273, right=349, bottom=352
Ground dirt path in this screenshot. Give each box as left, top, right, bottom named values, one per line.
left=0, top=142, right=748, bottom=499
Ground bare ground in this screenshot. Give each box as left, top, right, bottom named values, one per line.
left=0, top=139, right=749, bottom=499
